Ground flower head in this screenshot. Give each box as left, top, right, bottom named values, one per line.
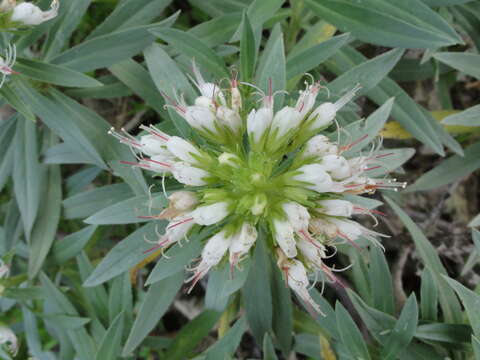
left=111, top=65, right=405, bottom=315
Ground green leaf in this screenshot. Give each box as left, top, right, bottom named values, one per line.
left=422, top=0, right=474, bottom=5
left=368, top=246, right=395, bottom=315
left=53, top=225, right=97, bottom=264
left=407, top=141, right=480, bottom=192
left=189, top=13, right=242, bottom=48
left=255, top=24, right=286, bottom=109
left=473, top=336, right=480, bottom=360
left=263, top=333, right=279, bottom=360
left=385, top=197, right=463, bottom=323
left=242, top=232, right=273, bottom=345
left=163, top=310, right=222, bottom=360
left=42, top=315, right=91, bottom=331
left=286, top=33, right=350, bottom=80
left=13, top=117, right=41, bottom=240
left=205, top=317, right=247, bottom=360
left=442, top=104, right=480, bottom=127
left=240, top=12, right=257, bottom=81
left=123, top=272, right=184, bottom=355
left=95, top=312, right=125, bottom=360
left=434, top=52, right=480, bottom=80
left=420, top=269, right=438, bottom=321
left=85, top=193, right=167, bottom=225
left=443, top=276, right=480, bottom=337
left=306, top=0, right=461, bottom=48
left=271, top=262, right=293, bottom=356
left=416, top=323, right=472, bottom=344
left=0, top=84, right=36, bottom=122
left=108, top=273, right=133, bottom=325
left=28, top=158, right=62, bottom=278
left=84, top=222, right=166, bottom=287
left=51, top=13, right=179, bottom=72
left=335, top=302, right=371, bottom=360
left=380, top=294, right=418, bottom=360
left=151, top=28, right=229, bottom=79
left=15, top=58, right=102, bottom=87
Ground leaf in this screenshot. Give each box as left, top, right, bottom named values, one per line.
left=416, top=323, right=472, bottom=344
left=108, top=273, right=133, bottom=325
left=255, top=24, right=286, bottom=109
left=434, top=52, right=480, bottom=80
left=84, top=222, right=166, bottom=287
left=407, top=141, right=480, bottom=192
left=385, top=197, right=462, bottom=323
left=13, top=117, right=41, bottom=240
left=28, top=158, right=62, bottom=278
left=122, top=272, right=184, bottom=355
left=420, top=269, right=438, bottom=321
left=242, top=232, right=272, bottom=345
left=422, top=0, right=474, bottom=5
left=204, top=317, right=247, bottom=360
left=53, top=225, right=97, bottom=264
left=380, top=294, right=418, bottom=360
left=189, top=13, right=242, bottom=48
left=240, top=12, right=257, bottom=82
left=151, top=28, right=229, bottom=79
left=85, top=193, right=167, bottom=225
left=42, top=315, right=91, bottom=331
left=443, top=276, right=480, bottom=337
left=163, top=310, right=222, bottom=360
left=368, top=246, right=395, bottom=315
left=335, top=302, right=371, bottom=360
left=95, top=312, right=125, bottom=360
left=305, top=0, right=461, bottom=48
left=442, top=104, right=480, bottom=127
left=473, top=336, right=480, bottom=360
left=271, top=261, right=293, bottom=356
left=14, top=58, right=102, bottom=87
left=286, top=33, right=350, bottom=80
left=51, top=14, right=179, bottom=72
left=0, top=84, right=36, bottom=122
left=263, top=334, right=279, bottom=360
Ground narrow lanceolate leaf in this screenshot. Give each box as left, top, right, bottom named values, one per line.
left=150, top=28, right=229, bottom=79
left=422, top=0, right=474, bottom=5
left=407, top=141, right=480, bottom=192
left=205, top=317, right=247, bottom=359
left=306, top=0, right=461, bottom=48
left=380, top=295, right=418, bottom=360
left=335, top=303, right=371, bottom=360
left=0, top=84, right=36, bottom=122
left=122, top=272, right=184, bottom=355
left=14, top=58, right=102, bottom=87
left=443, top=276, right=480, bottom=337
left=84, top=222, right=166, bottom=287
left=286, top=33, right=350, bottom=80
left=420, top=269, right=439, bottom=321
left=54, top=225, right=98, bottom=264
left=442, top=104, right=480, bottom=127
left=13, top=117, right=41, bottom=241
left=385, top=197, right=463, bottom=323
left=95, top=312, right=125, bottom=360
left=433, top=52, right=480, bottom=80
left=473, top=336, right=480, bottom=360
left=263, top=334, right=279, bottom=360
left=368, top=246, right=395, bottom=315
left=240, top=12, right=257, bottom=82
left=28, top=159, right=62, bottom=279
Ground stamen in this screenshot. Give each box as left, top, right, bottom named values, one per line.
left=340, top=134, right=368, bottom=152
left=334, top=83, right=362, bottom=111
left=143, top=158, right=172, bottom=168
left=167, top=217, right=194, bottom=230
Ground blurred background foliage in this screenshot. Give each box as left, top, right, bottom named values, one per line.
left=0, top=0, right=479, bottom=359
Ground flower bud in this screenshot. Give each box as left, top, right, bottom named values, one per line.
left=11, top=0, right=58, bottom=26
left=317, top=199, right=354, bottom=217
left=169, top=191, right=198, bottom=212
left=282, top=202, right=310, bottom=232
left=139, top=134, right=169, bottom=157
left=309, top=218, right=338, bottom=238
left=294, top=164, right=333, bottom=193
left=184, top=106, right=217, bottom=133
left=321, top=154, right=351, bottom=179
left=271, top=106, right=302, bottom=139
left=166, top=136, right=202, bottom=164
left=303, top=135, right=338, bottom=157
left=229, top=223, right=258, bottom=264
left=218, top=152, right=240, bottom=167
left=0, top=260, right=9, bottom=279
left=191, top=201, right=230, bottom=225
left=0, top=325, right=18, bottom=356
left=330, top=218, right=362, bottom=240
left=231, top=84, right=242, bottom=111
left=297, top=238, right=326, bottom=267
left=250, top=193, right=267, bottom=215
left=171, top=162, right=209, bottom=186
left=273, top=219, right=297, bottom=258
left=216, top=106, right=241, bottom=133
left=194, top=95, right=215, bottom=110
left=247, top=107, right=273, bottom=143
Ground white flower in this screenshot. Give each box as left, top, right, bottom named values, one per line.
left=317, top=199, right=354, bottom=217
left=183, top=106, right=217, bottom=133
left=191, top=201, right=230, bottom=225
left=303, top=135, right=338, bottom=157
left=168, top=191, right=198, bottom=212
left=309, top=218, right=338, bottom=238
left=297, top=238, right=326, bottom=268
left=231, top=81, right=242, bottom=111
left=0, top=44, right=16, bottom=88
left=191, top=61, right=226, bottom=105
left=216, top=106, right=241, bottom=133
left=11, top=0, right=59, bottom=26
left=139, top=135, right=168, bottom=156
left=296, top=82, right=320, bottom=118
left=166, top=136, right=202, bottom=164
left=0, top=260, right=9, bottom=279
left=247, top=107, right=273, bottom=143
left=273, top=219, right=297, bottom=258
left=320, top=154, right=351, bottom=179
left=308, top=84, right=361, bottom=129
left=294, top=164, right=333, bottom=193
left=271, top=106, right=302, bottom=139
left=0, top=325, right=18, bottom=356
left=284, top=259, right=323, bottom=315
left=156, top=214, right=195, bottom=248
left=0, top=0, right=15, bottom=12
left=282, top=202, right=310, bottom=232
left=171, top=162, right=209, bottom=186
left=187, top=230, right=232, bottom=291
left=229, top=223, right=258, bottom=265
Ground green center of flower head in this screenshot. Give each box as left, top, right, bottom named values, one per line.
left=110, top=64, right=406, bottom=315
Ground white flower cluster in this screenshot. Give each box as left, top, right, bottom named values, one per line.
left=1, top=0, right=59, bottom=26
left=112, top=64, right=405, bottom=314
